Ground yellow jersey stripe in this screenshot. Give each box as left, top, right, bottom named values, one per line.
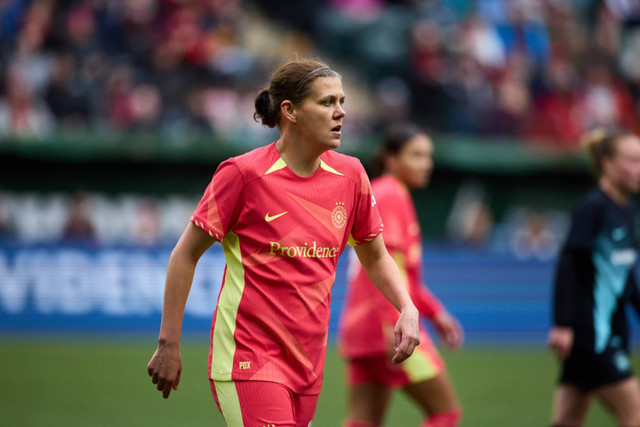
left=264, top=157, right=287, bottom=175
left=402, top=346, right=439, bottom=383
left=392, top=250, right=409, bottom=290
left=211, top=232, right=245, bottom=379
left=319, top=159, right=344, bottom=176
left=213, top=381, right=244, bottom=426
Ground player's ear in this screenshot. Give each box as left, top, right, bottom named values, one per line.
left=280, top=100, right=297, bottom=124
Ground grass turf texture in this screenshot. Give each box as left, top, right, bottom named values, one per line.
left=2, top=335, right=633, bottom=426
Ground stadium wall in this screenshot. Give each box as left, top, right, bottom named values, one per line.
left=2, top=242, right=639, bottom=346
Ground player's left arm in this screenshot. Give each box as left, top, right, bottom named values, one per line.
left=406, top=262, right=463, bottom=350
left=417, top=284, right=464, bottom=350
left=354, top=234, right=420, bottom=364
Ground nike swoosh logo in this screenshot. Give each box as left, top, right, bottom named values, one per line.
left=265, top=211, right=288, bottom=222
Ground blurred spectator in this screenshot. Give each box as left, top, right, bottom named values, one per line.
left=495, top=2, right=550, bottom=67
left=373, top=77, right=411, bottom=131
left=118, top=0, right=158, bottom=61
left=134, top=198, right=159, bottom=245
left=183, top=84, right=215, bottom=135
left=0, top=68, right=54, bottom=137
left=594, top=2, right=623, bottom=59
left=8, top=1, right=54, bottom=95
left=479, top=64, right=530, bottom=136
left=129, top=83, right=162, bottom=131
left=409, top=19, right=450, bottom=130
left=445, top=53, right=493, bottom=133
left=580, top=58, right=635, bottom=131
left=64, top=3, right=100, bottom=63
left=458, top=15, right=506, bottom=70
left=525, top=53, right=583, bottom=145
left=103, top=63, right=135, bottom=130
left=0, top=197, right=15, bottom=239
left=446, top=181, right=494, bottom=247
left=45, top=51, right=90, bottom=130
left=510, top=210, right=560, bottom=261
left=62, top=192, right=96, bottom=243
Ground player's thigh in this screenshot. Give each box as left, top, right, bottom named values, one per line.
left=347, top=382, right=392, bottom=425
left=399, top=335, right=457, bottom=415
left=596, top=376, right=640, bottom=426
left=403, top=369, right=460, bottom=415
left=293, top=392, right=319, bottom=427
left=212, top=380, right=296, bottom=427
left=551, top=385, right=593, bottom=427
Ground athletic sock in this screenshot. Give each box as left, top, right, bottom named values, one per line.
left=420, top=410, right=462, bottom=427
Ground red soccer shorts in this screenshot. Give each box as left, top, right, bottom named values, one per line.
left=211, top=379, right=319, bottom=426
left=346, top=337, right=444, bottom=388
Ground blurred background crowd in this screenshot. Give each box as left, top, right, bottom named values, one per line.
left=1, top=0, right=639, bottom=255
left=1, top=0, right=640, bottom=144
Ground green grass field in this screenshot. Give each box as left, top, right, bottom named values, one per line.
left=1, top=335, right=631, bottom=426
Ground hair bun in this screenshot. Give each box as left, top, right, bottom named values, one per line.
left=582, top=127, right=607, bottom=151
left=581, top=127, right=631, bottom=178
left=253, top=88, right=278, bottom=128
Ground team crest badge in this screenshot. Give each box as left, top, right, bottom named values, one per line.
left=332, top=202, right=347, bottom=228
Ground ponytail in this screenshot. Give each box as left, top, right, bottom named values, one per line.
left=582, top=127, right=629, bottom=178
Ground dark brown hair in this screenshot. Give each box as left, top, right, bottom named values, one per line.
left=372, top=123, right=423, bottom=176
left=253, top=58, right=339, bottom=128
left=582, top=127, right=634, bottom=178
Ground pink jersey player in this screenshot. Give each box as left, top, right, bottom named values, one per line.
left=191, top=142, right=383, bottom=394
left=339, top=124, right=464, bottom=427
left=147, top=59, right=422, bottom=427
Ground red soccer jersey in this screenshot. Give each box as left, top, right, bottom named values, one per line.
left=191, top=142, right=383, bottom=394
left=339, top=175, right=443, bottom=359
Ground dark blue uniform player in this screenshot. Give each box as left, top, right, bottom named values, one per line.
left=549, top=128, right=640, bottom=427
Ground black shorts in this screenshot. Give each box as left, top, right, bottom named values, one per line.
left=559, top=345, right=633, bottom=392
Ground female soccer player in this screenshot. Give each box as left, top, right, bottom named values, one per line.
left=146, top=59, right=421, bottom=427
left=549, top=128, right=640, bottom=427
left=339, top=124, right=463, bottom=427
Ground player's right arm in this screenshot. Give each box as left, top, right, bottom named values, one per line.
left=548, top=248, right=588, bottom=360
left=548, top=198, right=599, bottom=360
left=147, top=223, right=214, bottom=398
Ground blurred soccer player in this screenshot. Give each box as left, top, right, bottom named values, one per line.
left=147, top=58, right=421, bottom=426
left=549, top=128, right=640, bottom=427
left=339, top=124, right=463, bottom=427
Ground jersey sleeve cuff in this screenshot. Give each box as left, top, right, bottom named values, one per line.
left=190, top=215, right=223, bottom=242
left=421, top=301, right=445, bottom=320
left=347, top=223, right=384, bottom=247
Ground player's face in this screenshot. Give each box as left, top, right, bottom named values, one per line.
left=610, top=135, right=640, bottom=194
left=394, top=134, right=434, bottom=189
left=294, top=77, right=346, bottom=151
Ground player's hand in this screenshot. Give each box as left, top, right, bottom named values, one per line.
left=392, top=306, right=420, bottom=365
left=432, top=311, right=464, bottom=350
left=148, top=342, right=182, bottom=399
left=548, top=326, right=573, bottom=361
